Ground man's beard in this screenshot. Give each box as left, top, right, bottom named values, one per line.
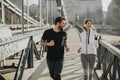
left=58, top=26, right=63, bottom=31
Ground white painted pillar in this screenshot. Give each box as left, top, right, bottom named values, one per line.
left=1, top=0, right=5, bottom=24
left=40, top=0, right=42, bottom=29
left=27, top=0, right=29, bottom=29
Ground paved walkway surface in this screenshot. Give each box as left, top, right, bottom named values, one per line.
left=28, top=27, right=84, bottom=80
left=1, top=27, right=100, bottom=80
left=28, top=27, right=98, bottom=80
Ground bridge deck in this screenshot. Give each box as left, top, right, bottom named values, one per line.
left=0, top=27, right=102, bottom=80
left=28, top=27, right=97, bottom=80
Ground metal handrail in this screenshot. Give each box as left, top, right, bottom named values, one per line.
left=14, top=36, right=40, bottom=80
left=3, top=0, right=39, bottom=25
left=99, top=39, right=120, bottom=59
left=0, top=24, right=70, bottom=61
left=96, top=38, right=120, bottom=80
left=0, top=29, right=45, bottom=61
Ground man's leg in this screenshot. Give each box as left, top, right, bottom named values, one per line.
left=47, top=60, right=55, bottom=79
left=54, top=60, right=63, bottom=80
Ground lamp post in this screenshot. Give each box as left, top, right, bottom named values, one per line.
left=51, top=0, right=54, bottom=25
left=22, top=0, right=24, bottom=33
left=46, top=0, right=48, bottom=25
left=39, top=0, right=42, bottom=29
left=27, top=0, right=29, bottom=29
left=1, top=0, right=5, bottom=24
left=49, top=0, right=53, bottom=25
left=57, top=0, right=61, bottom=17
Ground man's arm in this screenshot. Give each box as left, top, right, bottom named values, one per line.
left=64, top=39, right=69, bottom=52
left=40, top=39, right=54, bottom=46
left=40, top=39, right=47, bottom=46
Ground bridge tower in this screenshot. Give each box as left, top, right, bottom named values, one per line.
left=64, top=0, right=103, bottom=24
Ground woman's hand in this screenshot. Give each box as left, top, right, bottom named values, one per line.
left=78, top=48, right=81, bottom=53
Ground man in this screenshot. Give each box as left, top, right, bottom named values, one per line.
left=40, top=17, right=69, bottom=80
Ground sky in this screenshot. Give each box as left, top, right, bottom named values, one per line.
left=25, top=0, right=112, bottom=12
left=102, top=0, right=112, bottom=11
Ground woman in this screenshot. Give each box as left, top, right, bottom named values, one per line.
left=78, top=19, right=98, bottom=80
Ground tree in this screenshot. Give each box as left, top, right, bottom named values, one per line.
left=106, top=0, right=120, bottom=25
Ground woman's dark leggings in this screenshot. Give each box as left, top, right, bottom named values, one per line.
left=81, top=54, right=96, bottom=80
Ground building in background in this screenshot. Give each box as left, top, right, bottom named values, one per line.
left=64, top=0, right=103, bottom=24
left=1, top=0, right=103, bottom=24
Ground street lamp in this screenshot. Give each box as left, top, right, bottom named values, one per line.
left=46, top=0, right=48, bottom=25
left=1, top=0, right=5, bottom=24
left=57, top=0, right=61, bottom=17
left=39, top=0, right=42, bottom=29
left=22, top=0, right=24, bottom=33
left=27, top=0, right=29, bottom=29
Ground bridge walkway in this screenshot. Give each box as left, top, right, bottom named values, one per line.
left=28, top=27, right=98, bottom=80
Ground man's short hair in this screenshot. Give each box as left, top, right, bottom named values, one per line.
left=55, top=17, right=66, bottom=25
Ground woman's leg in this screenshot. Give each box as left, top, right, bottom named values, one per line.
left=88, top=54, right=96, bottom=80
left=81, top=54, right=89, bottom=80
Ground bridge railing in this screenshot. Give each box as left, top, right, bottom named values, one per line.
left=0, top=29, right=46, bottom=62
left=3, top=0, right=39, bottom=25
left=1, top=24, right=69, bottom=79
left=95, top=37, right=120, bottom=80
left=0, top=24, right=70, bottom=63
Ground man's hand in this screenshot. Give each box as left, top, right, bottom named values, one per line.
left=65, top=47, right=69, bottom=52
left=47, top=40, right=55, bottom=46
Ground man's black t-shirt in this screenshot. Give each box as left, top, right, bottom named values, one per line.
left=41, top=28, right=67, bottom=61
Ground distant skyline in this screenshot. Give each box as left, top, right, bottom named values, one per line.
left=25, top=0, right=112, bottom=12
